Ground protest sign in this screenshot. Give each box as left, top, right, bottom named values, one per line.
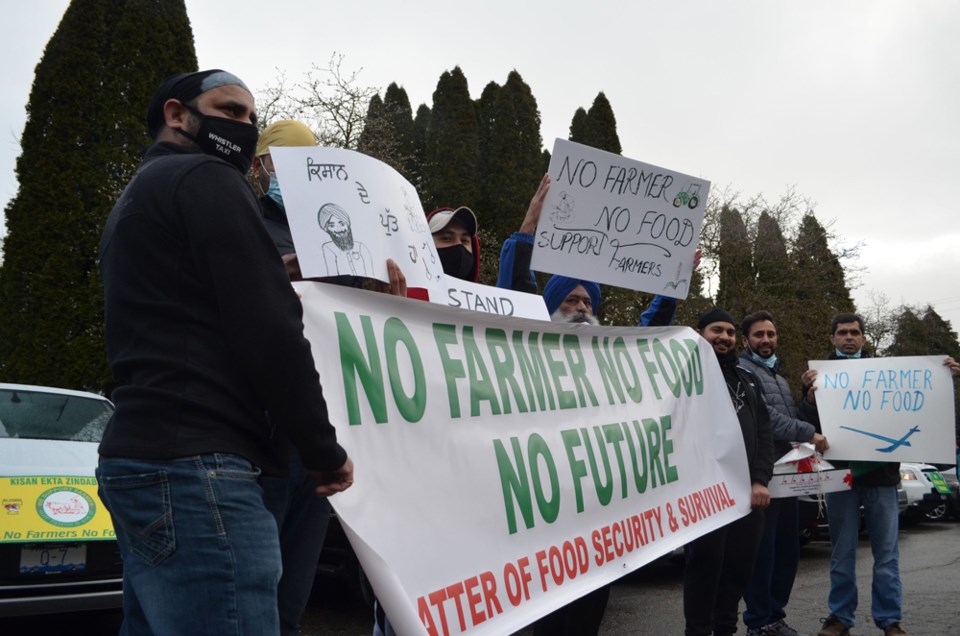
left=443, top=279, right=549, bottom=320
left=809, top=356, right=956, bottom=464
left=1, top=441, right=115, bottom=544
left=767, top=443, right=851, bottom=498
left=297, top=282, right=750, bottom=635
left=530, top=139, right=709, bottom=299
left=270, top=146, right=447, bottom=299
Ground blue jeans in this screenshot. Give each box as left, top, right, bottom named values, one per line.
left=97, top=455, right=282, bottom=636
left=743, top=497, right=799, bottom=628
left=824, top=485, right=902, bottom=629
left=261, top=453, right=331, bottom=636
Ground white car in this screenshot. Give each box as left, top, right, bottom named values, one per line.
left=0, top=383, right=121, bottom=617
left=899, top=462, right=944, bottom=522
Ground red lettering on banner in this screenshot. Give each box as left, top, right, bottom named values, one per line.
left=502, top=556, right=533, bottom=606
left=535, top=537, right=590, bottom=591
left=445, top=581, right=467, bottom=632
left=678, top=481, right=735, bottom=527
left=591, top=505, right=667, bottom=566
left=417, top=570, right=502, bottom=634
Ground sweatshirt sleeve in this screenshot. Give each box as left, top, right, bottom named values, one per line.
left=496, top=232, right=538, bottom=293
left=178, top=162, right=347, bottom=472
left=638, top=295, right=677, bottom=327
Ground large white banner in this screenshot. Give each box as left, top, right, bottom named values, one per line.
left=530, top=139, right=709, bottom=299
left=809, top=355, right=957, bottom=464
left=297, top=283, right=752, bottom=635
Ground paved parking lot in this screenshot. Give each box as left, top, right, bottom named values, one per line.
left=4, top=520, right=957, bottom=635
left=301, top=519, right=960, bottom=635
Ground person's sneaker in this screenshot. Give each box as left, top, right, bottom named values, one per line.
left=764, top=619, right=802, bottom=636
left=883, top=624, right=909, bottom=636
left=817, top=615, right=849, bottom=636
left=745, top=628, right=765, bottom=636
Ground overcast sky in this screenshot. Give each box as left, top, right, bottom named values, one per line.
left=2, top=1, right=958, bottom=334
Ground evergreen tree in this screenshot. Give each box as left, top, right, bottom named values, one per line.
left=569, top=107, right=589, bottom=144
left=357, top=86, right=416, bottom=183
left=475, top=71, right=543, bottom=240
left=585, top=92, right=622, bottom=154
left=792, top=213, right=855, bottom=360
left=566, top=93, right=621, bottom=154
left=749, top=211, right=812, bottom=399
left=715, top=206, right=753, bottom=319
left=887, top=306, right=960, bottom=358
left=475, top=80, right=501, bottom=224
left=0, top=0, right=197, bottom=391
left=382, top=83, right=416, bottom=183
left=356, top=93, right=385, bottom=155
left=886, top=305, right=960, bottom=440
left=421, top=67, right=479, bottom=211
left=411, top=104, right=431, bottom=191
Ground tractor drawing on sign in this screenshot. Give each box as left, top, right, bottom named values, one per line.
left=673, top=183, right=701, bottom=209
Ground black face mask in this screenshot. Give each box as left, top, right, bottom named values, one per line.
left=176, top=104, right=258, bottom=174
left=437, top=244, right=475, bottom=281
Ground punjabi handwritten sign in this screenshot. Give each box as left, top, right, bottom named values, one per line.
left=270, top=146, right=447, bottom=299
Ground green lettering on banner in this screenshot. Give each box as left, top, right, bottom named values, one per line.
left=335, top=312, right=387, bottom=425
left=432, top=323, right=465, bottom=418
left=659, top=415, right=680, bottom=483
left=642, top=417, right=668, bottom=487
left=528, top=434, right=560, bottom=524
left=623, top=420, right=650, bottom=493
left=593, top=336, right=643, bottom=405
left=383, top=317, right=426, bottom=423
left=485, top=328, right=528, bottom=415
left=463, top=326, right=502, bottom=416
left=562, top=429, right=588, bottom=513
left=684, top=338, right=705, bottom=395
left=542, top=333, right=576, bottom=409
left=513, top=331, right=556, bottom=412
left=601, top=423, right=629, bottom=498
left=652, top=339, right=681, bottom=397
left=493, top=434, right=559, bottom=535
left=636, top=338, right=663, bottom=400
left=563, top=334, right=599, bottom=408
left=583, top=427, right=614, bottom=506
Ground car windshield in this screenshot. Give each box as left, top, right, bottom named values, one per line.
left=0, top=387, right=113, bottom=442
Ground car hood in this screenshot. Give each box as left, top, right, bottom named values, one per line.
left=0, top=438, right=99, bottom=476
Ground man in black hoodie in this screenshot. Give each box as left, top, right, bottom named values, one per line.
left=683, top=309, right=773, bottom=636
left=97, top=71, right=352, bottom=635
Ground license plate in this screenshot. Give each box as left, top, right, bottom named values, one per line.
left=928, top=471, right=953, bottom=495
left=19, top=543, right=87, bottom=574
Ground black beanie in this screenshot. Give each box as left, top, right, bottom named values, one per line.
left=697, top=308, right=735, bottom=331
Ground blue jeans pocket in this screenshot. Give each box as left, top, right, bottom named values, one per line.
left=206, top=453, right=261, bottom=481
left=98, top=470, right=176, bottom=566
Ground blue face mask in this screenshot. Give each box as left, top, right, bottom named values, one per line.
left=749, top=350, right=778, bottom=369
left=266, top=172, right=284, bottom=208
left=258, top=156, right=284, bottom=208
left=835, top=348, right=862, bottom=359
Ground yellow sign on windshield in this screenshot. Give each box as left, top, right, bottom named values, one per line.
left=1, top=475, right=115, bottom=543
